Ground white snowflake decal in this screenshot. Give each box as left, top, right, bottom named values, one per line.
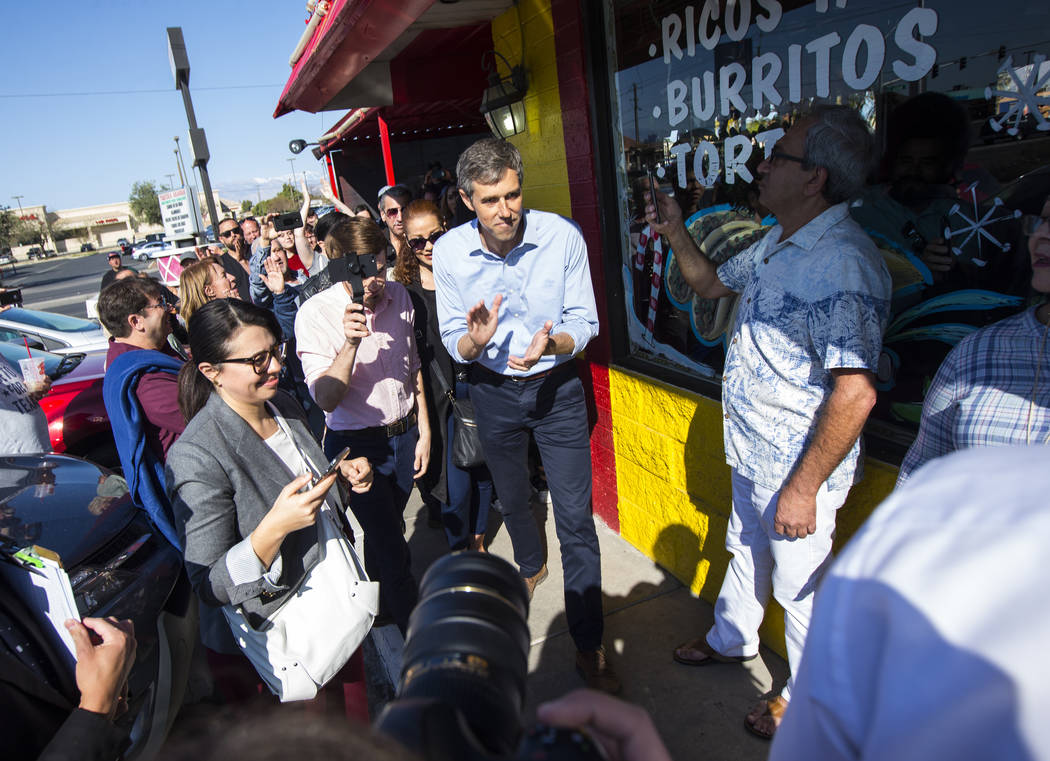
left=984, top=55, right=1050, bottom=136
left=944, top=183, right=1021, bottom=267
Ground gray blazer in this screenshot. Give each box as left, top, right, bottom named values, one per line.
left=166, top=390, right=331, bottom=627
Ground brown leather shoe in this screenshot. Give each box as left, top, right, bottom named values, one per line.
left=575, top=646, right=622, bottom=695
left=523, top=564, right=548, bottom=600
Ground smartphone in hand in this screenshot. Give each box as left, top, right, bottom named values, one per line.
left=646, top=166, right=661, bottom=224
left=309, top=446, right=351, bottom=488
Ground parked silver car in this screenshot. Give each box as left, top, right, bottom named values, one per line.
left=0, top=308, right=109, bottom=354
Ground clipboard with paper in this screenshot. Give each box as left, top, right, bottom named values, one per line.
left=0, top=541, right=80, bottom=670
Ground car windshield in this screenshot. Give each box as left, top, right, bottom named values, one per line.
left=1, top=308, right=100, bottom=333
left=0, top=341, right=83, bottom=378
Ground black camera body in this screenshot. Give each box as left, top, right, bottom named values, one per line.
left=273, top=211, right=304, bottom=232
left=327, top=253, right=381, bottom=304
left=374, top=553, right=607, bottom=761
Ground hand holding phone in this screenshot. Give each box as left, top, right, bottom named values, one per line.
left=646, top=166, right=661, bottom=224
left=310, top=447, right=351, bottom=488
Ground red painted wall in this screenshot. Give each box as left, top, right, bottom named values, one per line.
left=551, top=0, right=619, bottom=531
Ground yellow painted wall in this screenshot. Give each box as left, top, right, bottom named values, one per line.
left=492, top=0, right=571, bottom=217
left=609, top=366, right=898, bottom=657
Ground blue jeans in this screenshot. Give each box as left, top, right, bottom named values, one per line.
left=324, top=423, right=419, bottom=634
left=442, top=380, right=494, bottom=551
left=469, top=365, right=603, bottom=651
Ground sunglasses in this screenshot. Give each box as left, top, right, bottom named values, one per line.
left=220, top=342, right=286, bottom=375
left=219, top=227, right=242, bottom=238
left=407, top=230, right=445, bottom=252
left=769, top=145, right=808, bottom=166
left=383, top=206, right=403, bottom=219
left=1023, top=214, right=1050, bottom=235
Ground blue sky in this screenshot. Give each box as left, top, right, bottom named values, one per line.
left=0, top=1, right=338, bottom=212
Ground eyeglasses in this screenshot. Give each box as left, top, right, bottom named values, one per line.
left=407, top=230, right=445, bottom=252
left=219, top=227, right=242, bottom=238
left=769, top=145, right=809, bottom=166
left=141, top=298, right=174, bottom=313
left=383, top=207, right=403, bottom=219
left=220, top=342, right=286, bottom=375
left=1023, top=214, right=1050, bottom=235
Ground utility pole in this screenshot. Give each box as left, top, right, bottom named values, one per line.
left=287, top=157, right=299, bottom=202
left=174, top=136, right=188, bottom=188
left=11, top=195, right=24, bottom=220
left=167, top=27, right=219, bottom=243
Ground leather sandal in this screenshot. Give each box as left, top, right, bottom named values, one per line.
left=744, top=696, right=788, bottom=740
left=672, top=636, right=756, bottom=666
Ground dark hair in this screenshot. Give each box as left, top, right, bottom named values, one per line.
left=314, top=210, right=349, bottom=244
left=177, top=299, right=282, bottom=422
left=456, top=138, right=524, bottom=198
left=325, top=217, right=388, bottom=261
left=157, top=706, right=418, bottom=761
left=378, top=184, right=412, bottom=209
left=394, top=200, right=444, bottom=286
left=883, top=91, right=971, bottom=181
left=98, top=277, right=163, bottom=337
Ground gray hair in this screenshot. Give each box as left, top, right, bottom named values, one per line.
left=802, top=105, right=876, bottom=205
left=456, top=138, right=524, bottom=198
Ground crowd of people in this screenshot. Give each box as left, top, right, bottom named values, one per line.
left=3, top=104, right=1048, bottom=760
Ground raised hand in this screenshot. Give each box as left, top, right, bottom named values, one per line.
left=465, top=294, right=503, bottom=351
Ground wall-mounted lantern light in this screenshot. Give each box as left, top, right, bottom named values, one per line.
left=480, top=50, right=528, bottom=139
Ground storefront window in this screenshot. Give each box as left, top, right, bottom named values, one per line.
left=600, top=0, right=1050, bottom=443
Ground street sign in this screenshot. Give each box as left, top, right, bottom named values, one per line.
left=158, top=186, right=203, bottom=240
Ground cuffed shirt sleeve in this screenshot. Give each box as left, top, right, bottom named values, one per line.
left=166, top=442, right=286, bottom=607
left=550, top=227, right=599, bottom=355
left=434, top=241, right=471, bottom=363
left=897, top=347, right=962, bottom=485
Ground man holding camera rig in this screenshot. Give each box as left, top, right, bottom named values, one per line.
left=647, top=106, right=891, bottom=739
left=294, top=216, right=428, bottom=635
left=433, top=138, right=619, bottom=694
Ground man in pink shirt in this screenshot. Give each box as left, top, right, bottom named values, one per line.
left=295, top=217, right=429, bottom=634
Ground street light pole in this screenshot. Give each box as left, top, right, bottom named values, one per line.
left=173, top=137, right=188, bottom=188
left=167, top=27, right=220, bottom=242
left=287, top=157, right=299, bottom=201
left=165, top=173, right=176, bottom=190
left=11, top=195, right=25, bottom=220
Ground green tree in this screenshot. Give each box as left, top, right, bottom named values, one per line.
left=129, top=181, right=163, bottom=226
left=0, top=208, right=18, bottom=250
left=240, top=199, right=252, bottom=212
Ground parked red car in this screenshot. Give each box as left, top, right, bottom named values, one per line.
left=0, top=342, right=116, bottom=469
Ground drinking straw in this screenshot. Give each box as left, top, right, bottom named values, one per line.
left=23, top=336, right=31, bottom=357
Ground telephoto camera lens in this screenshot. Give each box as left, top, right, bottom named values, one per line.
left=375, top=552, right=531, bottom=758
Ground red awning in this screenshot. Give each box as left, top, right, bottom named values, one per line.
left=274, top=0, right=436, bottom=118
left=275, top=1, right=509, bottom=146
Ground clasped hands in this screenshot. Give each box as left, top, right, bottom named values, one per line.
left=465, top=294, right=554, bottom=372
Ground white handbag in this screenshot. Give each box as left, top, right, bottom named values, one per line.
left=223, top=503, right=379, bottom=701
left=222, top=408, right=380, bottom=702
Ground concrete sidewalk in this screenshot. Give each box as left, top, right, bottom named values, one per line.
left=369, top=489, right=789, bottom=761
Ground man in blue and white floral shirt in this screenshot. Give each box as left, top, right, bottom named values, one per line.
left=648, top=105, right=891, bottom=740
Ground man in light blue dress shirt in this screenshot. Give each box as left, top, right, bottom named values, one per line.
left=648, top=106, right=891, bottom=739
left=434, top=138, right=618, bottom=693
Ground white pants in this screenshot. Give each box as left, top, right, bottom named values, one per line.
left=705, top=470, right=847, bottom=701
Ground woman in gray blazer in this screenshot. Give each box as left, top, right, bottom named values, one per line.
left=165, top=299, right=372, bottom=651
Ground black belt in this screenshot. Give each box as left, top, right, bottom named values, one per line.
left=330, top=410, right=417, bottom=439
left=470, top=361, right=576, bottom=385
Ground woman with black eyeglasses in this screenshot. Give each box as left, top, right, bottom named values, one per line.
left=166, top=299, right=373, bottom=667
left=394, top=200, right=494, bottom=552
